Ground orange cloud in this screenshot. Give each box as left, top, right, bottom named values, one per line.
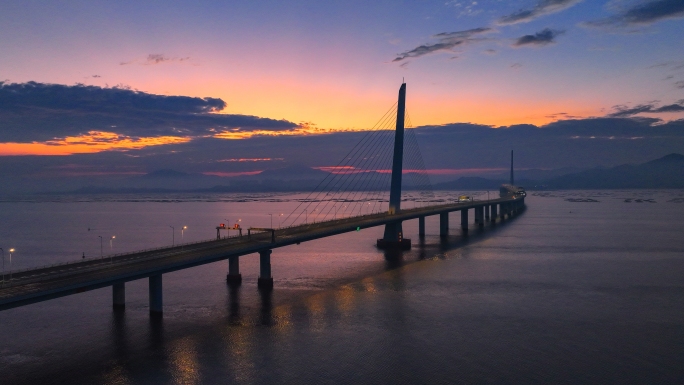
left=0, top=131, right=191, bottom=156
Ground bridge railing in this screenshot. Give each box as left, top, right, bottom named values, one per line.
left=3, top=195, right=515, bottom=279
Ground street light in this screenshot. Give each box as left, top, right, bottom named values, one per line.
left=170, top=226, right=175, bottom=246
left=9, top=248, right=15, bottom=281
left=110, top=235, right=116, bottom=249
left=279, top=213, right=283, bottom=228
left=268, top=213, right=273, bottom=228
left=98, top=236, right=103, bottom=257
left=182, top=226, right=187, bottom=240
left=0, top=248, right=4, bottom=285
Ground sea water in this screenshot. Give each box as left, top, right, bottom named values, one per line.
left=1, top=190, right=684, bottom=384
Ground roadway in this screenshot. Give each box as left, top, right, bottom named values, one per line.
left=0, top=195, right=523, bottom=311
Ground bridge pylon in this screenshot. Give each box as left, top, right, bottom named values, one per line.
left=377, top=83, right=411, bottom=250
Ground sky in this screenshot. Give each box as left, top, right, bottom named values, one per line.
left=1, top=0, right=684, bottom=190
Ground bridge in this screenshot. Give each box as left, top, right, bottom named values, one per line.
left=0, top=83, right=526, bottom=313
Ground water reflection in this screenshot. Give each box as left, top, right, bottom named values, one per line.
left=227, top=284, right=241, bottom=325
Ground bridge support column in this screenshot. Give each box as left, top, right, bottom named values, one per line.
left=439, top=212, right=448, bottom=237
left=475, top=206, right=484, bottom=227
left=113, top=282, right=125, bottom=309
left=149, top=274, right=163, bottom=314
left=490, top=204, right=497, bottom=222
left=418, top=216, right=425, bottom=237
left=258, top=250, right=273, bottom=290
left=485, top=205, right=490, bottom=221
left=461, top=209, right=469, bottom=233
left=227, top=257, right=242, bottom=285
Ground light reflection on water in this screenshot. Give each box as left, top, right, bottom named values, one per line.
left=1, top=190, right=684, bottom=384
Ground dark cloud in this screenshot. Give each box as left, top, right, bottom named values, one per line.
left=513, top=28, right=564, bottom=47
left=120, top=54, right=191, bottom=66
left=0, top=82, right=299, bottom=142
left=2, top=116, right=684, bottom=194
left=676, top=81, right=684, bottom=89
left=608, top=100, right=684, bottom=117
left=498, top=0, right=583, bottom=25
left=392, top=28, right=491, bottom=62
left=511, top=62, right=523, bottom=68
left=585, top=0, right=684, bottom=27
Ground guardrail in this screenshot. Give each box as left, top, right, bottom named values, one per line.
left=1, top=196, right=513, bottom=282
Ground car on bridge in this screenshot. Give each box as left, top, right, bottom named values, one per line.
left=458, top=195, right=472, bottom=202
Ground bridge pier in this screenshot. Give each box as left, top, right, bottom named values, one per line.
left=439, top=212, right=449, bottom=237
left=475, top=206, right=484, bottom=227
left=112, top=282, right=125, bottom=309
left=258, top=250, right=274, bottom=290
left=491, top=204, right=498, bottom=222
left=149, top=274, right=163, bottom=314
left=485, top=205, right=490, bottom=221
left=461, top=209, right=469, bottom=233
left=418, top=216, right=425, bottom=237
left=227, top=257, right=242, bottom=285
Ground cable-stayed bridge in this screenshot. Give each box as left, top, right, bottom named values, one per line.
left=0, top=83, right=526, bottom=313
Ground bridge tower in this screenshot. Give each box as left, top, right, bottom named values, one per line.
left=510, top=150, right=514, bottom=185
left=377, top=83, right=411, bottom=250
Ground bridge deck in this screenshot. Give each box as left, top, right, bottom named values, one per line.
left=0, top=196, right=522, bottom=310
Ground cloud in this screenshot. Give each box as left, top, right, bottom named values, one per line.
left=585, top=0, right=684, bottom=27
left=511, top=62, right=523, bottom=68
left=676, top=81, right=684, bottom=89
left=392, top=27, right=492, bottom=62
left=513, top=28, right=564, bottom=47
left=498, top=0, right=583, bottom=25
left=608, top=100, right=684, bottom=117
left=120, top=54, right=191, bottom=66
left=0, top=82, right=299, bottom=143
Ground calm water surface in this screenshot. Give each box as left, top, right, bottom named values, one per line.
left=1, top=190, right=684, bottom=384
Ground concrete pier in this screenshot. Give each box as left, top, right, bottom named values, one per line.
left=258, top=250, right=274, bottom=290
left=439, top=212, right=449, bottom=237
left=491, top=204, right=498, bottom=222
left=226, top=257, right=242, bottom=285
left=112, top=282, right=125, bottom=309
left=149, top=274, right=163, bottom=314
left=418, top=216, right=425, bottom=237
left=461, top=209, right=469, bottom=233
left=475, top=206, right=484, bottom=227
left=485, top=205, right=490, bottom=221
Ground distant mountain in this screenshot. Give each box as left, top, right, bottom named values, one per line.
left=543, top=153, right=684, bottom=189
left=143, top=169, right=190, bottom=178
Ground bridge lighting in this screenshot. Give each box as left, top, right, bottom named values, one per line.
left=110, top=235, right=115, bottom=249
left=9, top=248, right=15, bottom=281
left=356, top=227, right=360, bottom=232
left=182, top=226, right=187, bottom=240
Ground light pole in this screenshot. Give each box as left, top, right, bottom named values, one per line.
left=1, top=248, right=4, bottom=285
left=110, top=235, right=115, bottom=249
left=304, top=210, right=307, bottom=224
left=279, top=213, right=283, bottom=228
left=170, top=226, right=175, bottom=246
left=9, top=248, right=15, bottom=281
left=98, top=236, right=103, bottom=257
left=182, top=226, right=187, bottom=240
left=268, top=213, right=273, bottom=228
